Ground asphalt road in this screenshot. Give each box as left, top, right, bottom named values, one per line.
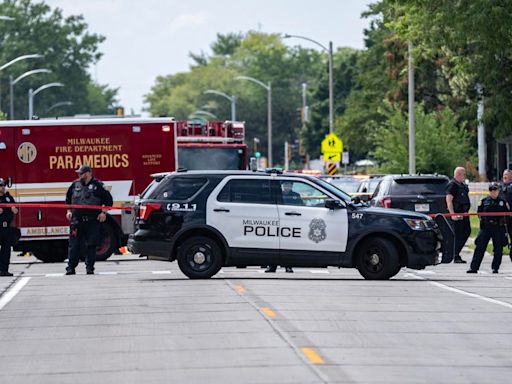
left=1, top=250, right=512, bottom=384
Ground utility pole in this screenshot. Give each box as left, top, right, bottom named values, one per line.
left=408, top=41, right=416, bottom=175
left=476, top=83, right=486, bottom=180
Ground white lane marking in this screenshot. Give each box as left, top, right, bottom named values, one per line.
left=310, top=270, right=329, bottom=274
left=505, top=277, right=512, bottom=280
left=412, top=272, right=512, bottom=310
left=45, top=273, right=64, bottom=277
left=151, top=270, right=171, bottom=275
left=0, top=277, right=31, bottom=311
left=98, top=272, right=117, bottom=275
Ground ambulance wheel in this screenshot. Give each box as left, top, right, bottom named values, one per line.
left=95, top=224, right=116, bottom=262
left=356, top=237, right=400, bottom=280
left=177, top=236, right=223, bottom=279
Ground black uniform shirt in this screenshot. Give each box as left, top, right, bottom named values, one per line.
left=0, top=192, right=15, bottom=225
left=500, top=182, right=512, bottom=207
left=477, top=196, right=509, bottom=227
left=446, top=179, right=470, bottom=213
left=65, top=177, right=113, bottom=218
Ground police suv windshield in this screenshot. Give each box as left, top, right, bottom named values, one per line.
left=314, top=177, right=353, bottom=203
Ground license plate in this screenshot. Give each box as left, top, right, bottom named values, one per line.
left=415, top=203, right=430, bottom=212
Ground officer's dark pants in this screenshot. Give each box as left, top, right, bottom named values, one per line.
left=0, top=227, right=12, bottom=272
left=451, top=216, right=471, bottom=258
left=470, top=226, right=507, bottom=271
left=67, top=218, right=101, bottom=272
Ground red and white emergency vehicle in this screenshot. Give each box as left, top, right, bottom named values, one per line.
left=176, top=120, right=247, bottom=170
left=0, top=118, right=178, bottom=262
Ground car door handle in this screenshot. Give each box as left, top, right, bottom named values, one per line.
left=285, top=212, right=301, bottom=216
left=213, top=208, right=230, bottom=212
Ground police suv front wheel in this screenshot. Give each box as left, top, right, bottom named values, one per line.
left=177, top=236, right=223, bottom=279
left=356, top=237, right=400, bottom=280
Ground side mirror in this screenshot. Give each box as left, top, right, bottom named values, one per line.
left=325, top=199, right=343, bottom=210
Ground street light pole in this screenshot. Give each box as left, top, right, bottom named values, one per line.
left=0, top=53, right=43, bottom=116
left=10, top=68, right=51, bottom=119
left=203, top=90, right=236, bottom=121
left=284, top=34, right=334, bottom=134
left=234, top=76, right=272, bottom=167
left=28, top=82, right=64, bottom=119
left=408, top=41, right=416, bottom=174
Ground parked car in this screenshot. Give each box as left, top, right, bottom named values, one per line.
left=320, top=175, right=363, bottom=194
left=357, top=175, right=385, bottom=201
left=369, top=174, right=449, bottom=214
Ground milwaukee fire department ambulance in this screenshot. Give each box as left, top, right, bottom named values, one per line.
left=0, top=118, right=178, bottom=262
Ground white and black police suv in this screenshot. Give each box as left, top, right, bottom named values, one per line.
left=128, top=169, right=452, bottom=280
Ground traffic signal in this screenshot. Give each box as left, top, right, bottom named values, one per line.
left=255, top=151, right=261, bottom=158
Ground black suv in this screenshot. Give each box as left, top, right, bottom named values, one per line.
left=128, top=170, right=450, bottom=280
left=369, top=175, right=449, bottom=214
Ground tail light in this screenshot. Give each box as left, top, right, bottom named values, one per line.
left=381, top=197, right=392, bottom=208
left=138, top=203, right=161, bottom=221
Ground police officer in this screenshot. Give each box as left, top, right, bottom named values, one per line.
left=0, top=178, right=19, bottom=276
left=500, top=169, right=512, bottom=260
left=65, top=165, right=113, bottom=275
left=467, top=182, right=509, bottom=274
left=446, top=167, right=471, bottom=263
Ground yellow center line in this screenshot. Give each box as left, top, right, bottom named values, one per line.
left=260, top=307, right=276, bottom=318
left=301, top=347, right=325, bottom=365
left=234, top=284, right=246, bottom=293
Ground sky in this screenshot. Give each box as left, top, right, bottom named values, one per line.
left=46, top=0, right=372, bottom=116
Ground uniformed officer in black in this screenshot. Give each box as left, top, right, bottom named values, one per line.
left=467, top=182, right=509, bottom=274
left=446, top=166, right=471, bottom=263
left=0, top=179, right=19, bottom=276
left=65, top=165, right=113, bottom=275
left=265, top=181, right=299, bottom=273
left=499, top=169, right=512, bottom=260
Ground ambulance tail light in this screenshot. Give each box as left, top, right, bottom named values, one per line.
left=139, top=203, right=161, bottom=221
left=381, top=197, right=392, bottom=208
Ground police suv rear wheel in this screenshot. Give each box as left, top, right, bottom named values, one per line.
left=177, top=236, right=223, bottom=279
left=356, top=237, right=400, bottom=280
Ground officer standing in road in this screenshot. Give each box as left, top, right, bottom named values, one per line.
left=65, top=165, right=113, bottom=275
left=467, top=182, right=509, bottom=274
left=446, top=166, right=471, bottom=263
left=0, top=179, right=19, bottom=276
left=499, top=169, right=512, bottom=260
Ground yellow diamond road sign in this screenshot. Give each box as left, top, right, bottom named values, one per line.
left=321, top=133, right=343, bottom=154
left=323, top=152, right=341, bottom=162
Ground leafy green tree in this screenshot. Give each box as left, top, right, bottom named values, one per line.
left=0, top=0, right=117, bottom=118
left=373, top=102, right=476, bottom=176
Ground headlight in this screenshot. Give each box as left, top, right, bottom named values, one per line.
left=404, top=218, right=430, bottom=230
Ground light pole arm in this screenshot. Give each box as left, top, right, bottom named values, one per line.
left=283, top=34, right=329, bottom=53
left=204, top=89, right=233, bottom=101
left=12, top=69, right=51, bottom=85
left=0, top=54, right=43, bottom=72
left=33, top=82, right=64, bottom=97
left=235, top=75, right=270, bottom=91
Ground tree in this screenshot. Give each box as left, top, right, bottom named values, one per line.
left=373, top=102, right=475, bottom=176
left=0, top=0, right=117, bottom=118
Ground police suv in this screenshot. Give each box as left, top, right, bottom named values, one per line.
left=128, top=169, right=447, bottom=280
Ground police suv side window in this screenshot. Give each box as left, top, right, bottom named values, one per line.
left=152, top=177, right=207, bottom=200
left=217, top=179, right=273, bottom=204
left=279, top=181, right=328, bottom=207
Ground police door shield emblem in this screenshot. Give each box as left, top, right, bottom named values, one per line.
left=308, top=218, right=327, bottom=243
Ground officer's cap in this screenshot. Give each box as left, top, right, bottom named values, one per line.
left=489, top=182, right=500, bottom=191
left=75, top=165, right=92, bottom=174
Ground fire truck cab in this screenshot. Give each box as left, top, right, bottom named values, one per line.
left=177, top=120, right=247, bottom=170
